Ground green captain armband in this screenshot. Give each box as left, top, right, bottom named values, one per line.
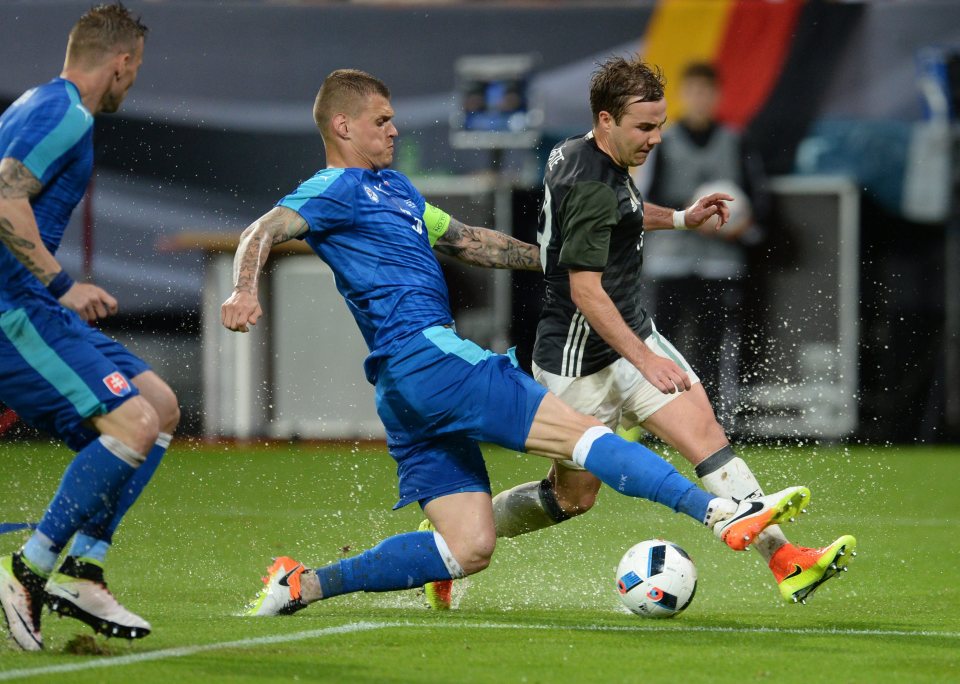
left=423, top=202, right=452, bottom=247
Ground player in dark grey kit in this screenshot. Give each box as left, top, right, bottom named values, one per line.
left=425, top=56, right=855, bottom=609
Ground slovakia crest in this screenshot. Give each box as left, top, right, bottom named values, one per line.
left=103, top=371, right=132, bottom=397
left=364, top=186, right=379, bottom=203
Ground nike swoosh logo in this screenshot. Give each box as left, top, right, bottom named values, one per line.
left=785, top=564, right=804, bottom=580
left=12, top=605, right=42, bottom=647
left=725, top=501, right=764, bottom=526
left=278, top=564, right=303, bottom=588
left=60, top=588, right=80, bottom=599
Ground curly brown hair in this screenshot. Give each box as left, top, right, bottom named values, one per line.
left=589, top=55, right=665, bottom=125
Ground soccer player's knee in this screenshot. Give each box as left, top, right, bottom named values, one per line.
left=458, top=531, right=496, bottom=575
left=156, top=384, right=181, bottom=434
left=117, top=398, right=160, bottom=455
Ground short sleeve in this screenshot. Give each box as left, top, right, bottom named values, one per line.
left=557, top=181, right=619, bottom=271
left=277, top=169, right=354, bottom=235
left=3, top=97, right=91, bottom=185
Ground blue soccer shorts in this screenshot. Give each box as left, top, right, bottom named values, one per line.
left=375, top=326, right=548, bottom=509
left=0, top=297, right=149, bottom=451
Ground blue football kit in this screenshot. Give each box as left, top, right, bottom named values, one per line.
left=0, top=75, right=174, bottom=590
left=0, top=78, right=148, bottom=450
left=278, top=167, right=548, bottom=507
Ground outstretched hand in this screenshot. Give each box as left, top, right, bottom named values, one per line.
left=59, top=283, right=118, bottom=322
left=683, top=192, right=733, bottom=233
left=221, top=290, right=262, bottom=333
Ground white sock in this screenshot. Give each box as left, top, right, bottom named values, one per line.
left=703, top=497, right=737, bottom=528
left=696, top=446, right=789, bottom=561
left=492, top=479, right=572, bottom=538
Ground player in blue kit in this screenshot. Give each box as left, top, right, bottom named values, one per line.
left=0, top=4, right=179, bottom=650
left=221, top=69, right=811, bottom=616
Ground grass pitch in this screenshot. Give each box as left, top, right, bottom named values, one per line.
left=1, top=440, right=958, bottom=683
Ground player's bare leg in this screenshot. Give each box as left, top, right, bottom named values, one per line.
left=640, top=384, right=855, bottom=601
left=418, top=492, right=496, bottom=609
left=524, top=393, right=805, bottom=540
left=422, top=492, right=497, bottom=576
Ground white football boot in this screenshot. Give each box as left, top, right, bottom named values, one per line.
left=245, top=556, right=309, bottom=617
left=45, top=557, right=151, bottom=639
left=0, top=553, right=44, bottom=651
left=713, top=486, right=811, bottom=551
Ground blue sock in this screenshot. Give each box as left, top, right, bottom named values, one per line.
left=67, top=534, right=110, bottom=565
left=70, top=435, right=170, bottom=562
left=24, top=437, right=136, bottom=574
left=579, top=432, right=714, bottom=523
left=314, top=531, right=454, bottom=599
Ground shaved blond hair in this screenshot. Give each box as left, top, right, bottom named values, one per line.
left=65, top=2, right=147, bottom=67
left=313, top=69, right=391, bottom=140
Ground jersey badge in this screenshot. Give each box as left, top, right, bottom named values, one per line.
left=547, top=146, right=565, bottom=171
left=102, top=371, right=132, bottom=397
left=364, top=186, right=380, bottom=203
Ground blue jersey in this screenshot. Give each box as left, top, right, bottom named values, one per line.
left=279, top=168, right=453, bottom=382
left=0, top=78, right=94, bottom=307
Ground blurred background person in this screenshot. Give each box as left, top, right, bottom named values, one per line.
left=641, top=62, right=771, bottom=431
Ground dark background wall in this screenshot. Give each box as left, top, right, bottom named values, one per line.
left=1, top=0, right=957, bottom=442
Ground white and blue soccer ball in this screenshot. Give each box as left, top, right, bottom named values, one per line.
left=616, top=539, right=697, bottom=618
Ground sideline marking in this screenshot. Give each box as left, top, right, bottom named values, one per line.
left=2, top=620, right=958, bottom=680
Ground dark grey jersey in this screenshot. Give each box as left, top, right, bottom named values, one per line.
left=533, top=132, right=653, bottom=377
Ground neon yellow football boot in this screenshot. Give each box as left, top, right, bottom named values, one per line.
left=770, top=535, right=857, bottom=604
left=418, top=519, right=453, bottom=610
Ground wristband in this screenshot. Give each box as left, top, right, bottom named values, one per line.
left=46, top=270, right=74, bottom=299
left=672, top=209, right=687, bottom=230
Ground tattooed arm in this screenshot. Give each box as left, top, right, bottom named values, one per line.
left=0, top=157, right=117, bottom=320
left=220, top=205, right=308, bottom=333
left=433, top=217, right=540, bottom=271
left=0, top=157, right=58, bottom=283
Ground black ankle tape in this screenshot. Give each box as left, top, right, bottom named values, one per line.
left=695, top=445, right=737, bottom=478
left=538, top=478, right=572, bottom=523
left=59, top=556, right=104, bottom=582
left=12, top=553, right=47, bottom=594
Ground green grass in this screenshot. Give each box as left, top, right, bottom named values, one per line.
left=1, top=440, right=958, bottom=683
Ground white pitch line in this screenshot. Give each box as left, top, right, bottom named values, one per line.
left=0, top=621, right=394, bottom=682
left=2, top=620, right=958, bottom=681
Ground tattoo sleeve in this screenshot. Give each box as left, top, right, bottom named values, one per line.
left=0, top=158, right=60, bottom=284
left=434, top=217, right=541, bottom=271
left=0, top=158, right=42, bottom=200
left=233, top=206, right=308, bottom=293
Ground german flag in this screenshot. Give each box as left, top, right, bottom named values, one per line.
left=643, top=0, right=863, bottom=172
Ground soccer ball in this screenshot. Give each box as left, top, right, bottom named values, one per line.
left=615, top=539, right=697, bottom=618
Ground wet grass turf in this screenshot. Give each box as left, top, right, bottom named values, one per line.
left=1, top=440, right=958, bottom=683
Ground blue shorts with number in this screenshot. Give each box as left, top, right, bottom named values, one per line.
left=375, top=326, right=548, bottom=509
left=0, top=297, right=148, bottom=451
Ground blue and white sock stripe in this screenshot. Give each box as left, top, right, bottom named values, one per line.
left=432, top=531, right=465, bottom=579
left=572, top=425, right=613, bottom=468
